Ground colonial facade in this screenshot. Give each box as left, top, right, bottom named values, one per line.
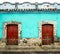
left=0, top=2, right=60, bottom=50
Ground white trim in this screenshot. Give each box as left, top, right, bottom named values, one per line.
left=3, top=21, right=21, bottom=45
left=39, top=20, right=57, bottom=45
left=0, top=2, right=60, bottom=11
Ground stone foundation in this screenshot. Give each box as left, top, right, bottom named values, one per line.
left=0, top=38, right=60, bottom=50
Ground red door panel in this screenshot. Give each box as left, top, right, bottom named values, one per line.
left=6, top=24, right=18, bottom=45
left=42, top=24, right=53, bottom=45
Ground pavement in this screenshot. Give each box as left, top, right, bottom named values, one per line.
left=0, top=45, right=60, bottom=52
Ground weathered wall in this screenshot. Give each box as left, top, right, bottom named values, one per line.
left=0, top=12, right=59, bottom=38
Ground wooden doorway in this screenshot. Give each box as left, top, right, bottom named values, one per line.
left=42, top=24, right=54, bottom=45
left=6, top=24, right=18, bottom=45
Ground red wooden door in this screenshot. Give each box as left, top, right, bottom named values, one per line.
left=42, top=24, right=54, bottom=45
left=6, top=24, right=18, bottom=45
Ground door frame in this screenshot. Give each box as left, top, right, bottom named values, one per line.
left=3, top=21, right=21, bottom=45
left=39, top=20, right=57, bottom=45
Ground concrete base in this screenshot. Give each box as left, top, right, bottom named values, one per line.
left=0, top=51, right=60, bottom=54
left=0, top=44, right=60, bottom=52
left=0, top=38, right=60, bottom=51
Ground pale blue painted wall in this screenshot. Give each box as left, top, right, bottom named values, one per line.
left=0, top=12, right=59, bottom=38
